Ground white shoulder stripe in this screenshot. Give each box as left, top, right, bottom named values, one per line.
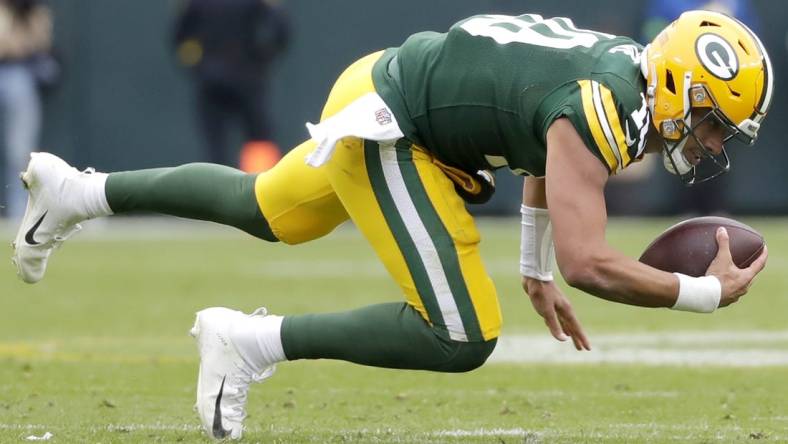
left=591, top=81, right=622, bottom=171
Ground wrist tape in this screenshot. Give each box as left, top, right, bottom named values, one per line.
left=520, top=204, right=554, bottom=281
left=671, top=273, right=721, bottom=313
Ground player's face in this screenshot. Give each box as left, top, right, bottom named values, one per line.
left=681, top=108, right=727, bottom=165
left=643, top=106, right=732, bottom=185
left=643, top=108, right=725, bottom=158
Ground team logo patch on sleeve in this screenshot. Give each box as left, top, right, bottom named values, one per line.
left=695, top=33, right=739, bottom=80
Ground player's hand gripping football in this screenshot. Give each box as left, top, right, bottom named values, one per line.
left=706, top=227, right=768, bottom=308
left=522, top=277, right=591, bottom=350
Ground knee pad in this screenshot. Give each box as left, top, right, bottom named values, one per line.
left=439, top=338, right=498, bottom=373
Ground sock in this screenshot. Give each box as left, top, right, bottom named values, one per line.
left=81, top=172, right=113, bottom=219
left=230, top=314, right=286, bottom=373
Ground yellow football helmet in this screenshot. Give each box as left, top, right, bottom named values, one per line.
left=641, top=10, right=773, bottom=184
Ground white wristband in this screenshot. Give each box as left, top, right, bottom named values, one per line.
left=671, top=273, right=722, bottom=313
left=520, top=204, right=554, bottom=281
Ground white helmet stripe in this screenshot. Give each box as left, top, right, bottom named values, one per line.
left=732, top=17, right=773, bottom=121
left=754, top=39, right=773, bottom=120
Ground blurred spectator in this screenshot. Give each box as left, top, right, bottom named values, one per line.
left=174, top=0, right=290, bottom=171
left=0, top=0, right=53, bottom=218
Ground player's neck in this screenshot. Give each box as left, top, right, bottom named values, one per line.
left=643, top=126, right=664, bottom=154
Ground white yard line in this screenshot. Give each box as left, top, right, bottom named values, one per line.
left=1, top=423, right=781, bottom=442
left=3, top=331, right=788, bottom=366
left=491, top=332, right=788, bottom=366
left=432, top=428, right=532, bottom=437
left=0, top=424, right=47, bottom=430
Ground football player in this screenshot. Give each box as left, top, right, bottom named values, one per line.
left=12, top=10, right=771, bottom=440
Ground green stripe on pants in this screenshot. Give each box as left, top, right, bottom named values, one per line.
left=392, top=141, right=483, bottom=342
left=363, top=140, right=449, bottom=340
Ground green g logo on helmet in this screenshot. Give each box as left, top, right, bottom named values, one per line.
left=695, top=33, right=739, bottom=80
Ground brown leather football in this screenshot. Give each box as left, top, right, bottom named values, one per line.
left=639, top=216, right=765, bottom=277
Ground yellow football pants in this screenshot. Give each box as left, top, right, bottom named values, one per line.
left=254, top=52, right=501, bottom=342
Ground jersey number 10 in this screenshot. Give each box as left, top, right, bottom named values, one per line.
left=460, top=14, right=615, bottom=49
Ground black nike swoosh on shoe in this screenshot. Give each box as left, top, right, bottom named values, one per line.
left=213, top=375, right=232, bottom=439
left=25, top=212, right=48, bottom=246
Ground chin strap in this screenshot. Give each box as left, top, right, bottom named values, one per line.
left=662, top=140, right=692, bottom=175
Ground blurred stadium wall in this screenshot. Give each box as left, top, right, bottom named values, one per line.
left=41, top=0, right=787, bottom=215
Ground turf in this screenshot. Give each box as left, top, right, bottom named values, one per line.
left=1, top=217, right=787, bottom=443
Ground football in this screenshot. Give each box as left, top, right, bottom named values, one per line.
left=639, top=216, right=765, bottom=277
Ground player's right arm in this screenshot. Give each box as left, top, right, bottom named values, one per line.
left=521, top=176, right=590, bottom=350
left=544, top=117, right=766, bottom=308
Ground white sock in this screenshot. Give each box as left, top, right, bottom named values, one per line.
left=81, top=172, right=113, bottom=219
left=230, top=314, right=286, bottom=373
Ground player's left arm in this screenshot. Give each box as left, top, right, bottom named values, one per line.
left=521, top=176, right=590, bottom=350
left=545, top=117, right=681, bottom=306
left=543, top=118, right=766, bottom=315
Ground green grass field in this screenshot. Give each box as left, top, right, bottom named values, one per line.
left=2, top=217, right=787, bottom=443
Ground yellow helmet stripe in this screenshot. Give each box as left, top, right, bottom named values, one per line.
left=578, top=80, right=619, bottom=172
left=597, top=83, right=632, bottom=167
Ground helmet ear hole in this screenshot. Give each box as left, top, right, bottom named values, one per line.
left=665, top=69, right=676, bottom=94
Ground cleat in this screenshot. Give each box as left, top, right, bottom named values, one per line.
left=12, top=153, right=94, bottom=284
left=192, top=307, right=276, bottom=440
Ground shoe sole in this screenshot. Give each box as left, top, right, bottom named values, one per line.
left=11, top=155, right=47, bottom=283
left=189, top=311, right=204, bottom=412
left=11, top=153, right=87, bottom=284
left=190, top=313, right=204, bottom=419
left=190, top=309, right=240, bottom=440
left=190, top=312, right=212, bottom=437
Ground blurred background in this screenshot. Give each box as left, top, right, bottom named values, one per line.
left=1, top=0, right=785, bottom=219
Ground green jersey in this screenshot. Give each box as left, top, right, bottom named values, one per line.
left=372, top=14, right=650, bottom=176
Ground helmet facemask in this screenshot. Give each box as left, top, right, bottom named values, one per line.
left=661, top=86, right=740, bottom=185
left=661, top=108, right=732, bottom=186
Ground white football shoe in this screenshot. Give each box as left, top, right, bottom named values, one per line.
left=190, top=307, right=276, bottom=440
left=12, top=153, right=97, bottom=283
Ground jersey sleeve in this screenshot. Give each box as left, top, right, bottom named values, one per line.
left=538, top=80, right=644, bottom=175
